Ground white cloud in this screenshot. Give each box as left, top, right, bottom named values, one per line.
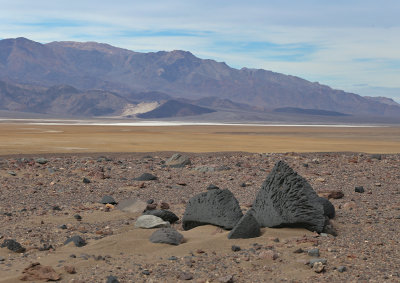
left=1, top=0, right=400, bottom=99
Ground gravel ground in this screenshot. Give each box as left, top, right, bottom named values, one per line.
left=0, top=151, right=399, bottom=282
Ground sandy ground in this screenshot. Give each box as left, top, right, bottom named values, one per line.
left=0, top=123, right=400, bottom=155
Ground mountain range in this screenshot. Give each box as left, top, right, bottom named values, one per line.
left=0, top=37, right=399, bottom=122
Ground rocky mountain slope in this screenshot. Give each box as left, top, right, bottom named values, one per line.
left=0, top=37, right=399, bottom=118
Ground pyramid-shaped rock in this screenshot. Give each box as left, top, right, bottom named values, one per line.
left=228, top=209, right=260, bottom=239
left=251, top=161, right=325, bottom=233
left=182, top=189, right=243, bottom=230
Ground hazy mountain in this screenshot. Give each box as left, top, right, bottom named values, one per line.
left=274, top=107, right=350, bottom=116
left=364, top=96, right=400, bottom=106
left=0, top=37, right=399, bottom=118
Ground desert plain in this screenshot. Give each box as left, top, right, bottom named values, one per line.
left=0, top=122, right=399, bottom=282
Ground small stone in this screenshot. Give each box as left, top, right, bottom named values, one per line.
left=1, top=239, right=25, bottom=253
left=64, top=265, right=76, bottom=274
left=160, top=202, right=170, bottom=210
left=178, top=272, right=193, bottom=280
left=106, top=275, right=120, bottom=283
left=371, top=154, right=382, bottom=160
left=142, top=270, right=150, bottom=275
left=293, top=248, right=304, bottom=253
left=64, top=235, right=86, bottom=247
left=355, top=186, right=365, bottom=193
left=149, top=228, right=184, bottom=245
left=134, top=173, right=157, bottom=181
left=309, top=258, right=327, bottom=266
left=308, top=248, right=320, bottom=257
left=74, top=214, right=82, bottom=221
left=100, top=195, right=117, bottom=205
left=0, top=257, right=5, bottom=262
left=143, top=209, right=179, bottom=223
left=19, top=262, right=60, bottom=281
left=83, top=178, right=91, bottom=184
left=168, top=256, right=178, bottom=260
left=207, top=184, right=220, bottom=190
left=147, top=199, right=154, bottom=204
left=59, top=224, right=67, bottom=229
left=8, top=171, right=16, bottom=176
left=338, top=266, right=347, bottom=272
left=135, top=215, right=171, bottom=229
left=52, top=205, right=62, bottom=211
left=35, top=158, right=48, bottom=164
left=231, top=245, right=241, bottom=252
left=313, top=262, right=325, bottom=273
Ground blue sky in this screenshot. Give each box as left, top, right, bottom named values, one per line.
left=1, top=0, right=400, bottom=101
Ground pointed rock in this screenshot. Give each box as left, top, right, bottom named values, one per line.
left=228, top=210, right=261, bottom=239
left=251, top=161, right=325, bottom=233
left=182, top=189, right=243, bottom=230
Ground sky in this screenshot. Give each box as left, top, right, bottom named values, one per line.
left=1, top=0, right=400, bottom=101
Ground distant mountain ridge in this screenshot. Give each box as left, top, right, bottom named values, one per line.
left=0, top=37, right=399, bottom=119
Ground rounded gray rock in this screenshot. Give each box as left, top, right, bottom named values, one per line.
left=182, top=189, right=243, bottom=230
left=143, top=209, right=179, bottom=223
left=135, top=215, right=171, bottom=229
left=149, top=228, right=184, bottom=245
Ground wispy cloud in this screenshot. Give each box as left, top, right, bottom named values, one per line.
left=1, top=0, right=400, bottom=99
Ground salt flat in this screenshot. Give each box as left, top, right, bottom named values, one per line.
left=0, top=122, right=399, bottom=155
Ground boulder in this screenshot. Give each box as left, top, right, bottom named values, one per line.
left=143, top=209, right=179, bottom=223
left=182, top=189, right=243, bottom=230
left=228, top=210, right=261, bottom=239
left=135, top=215, right=171, bottom=229
left=134, top=173, right=157, bottom=181
left=251, top=161, right=326, bottom=233
left=317, top=197, right=335, bottom=219
left=149, top=228, right=184, bottom=245
left=165, top=154, right=191, bottom=168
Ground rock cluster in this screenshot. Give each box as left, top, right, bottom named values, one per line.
left=182, top=160, right=335, bottom=238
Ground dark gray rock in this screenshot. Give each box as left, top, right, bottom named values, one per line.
left=371, top=154, right=382, bottom=160
left=337, top=266, right=347, bottom=272
left=106, top=275, right=120, bottom=283
left=308, top=248, right=320, bottom=257
left=100, top=195, right=117, bottom=205
left=231, top=245, right=241, bottom=252
left=317, top=197, right=335, bottom=219
left=165, top=153, right=191, bottom=168
left=1, top=239, right=25, bottom=253
left=134, top=173, right=157, bottom=181
left=228, top=210, right=261, bottom=239
left=83, top=177, right=91, bottom=184
left=355, top=186, right=365, bottom=193
left=182, top=189, right=243, bottom=230
left=207, top=184, right=220, bottom=190
left=35, top=158, right=48, bottom=164
left=251, top=161, right=326, bottom=233
left=143, top=209, right=179, bottom=223
left=149, top=228, right=183, bottom=245
left=64, top=235, right=86, bottom=247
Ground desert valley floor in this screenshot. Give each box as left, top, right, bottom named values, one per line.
left=0, top=123, right=399, bottom=282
